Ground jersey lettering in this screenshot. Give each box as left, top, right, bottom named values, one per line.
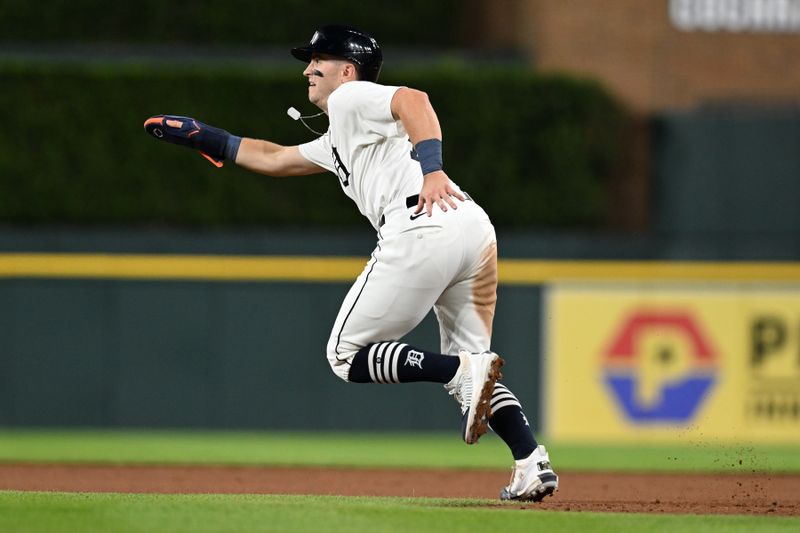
left=331, top=146, right=350, bottom=187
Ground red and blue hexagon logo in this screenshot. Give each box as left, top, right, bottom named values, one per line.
left=602, top=310, right=719, bottom=423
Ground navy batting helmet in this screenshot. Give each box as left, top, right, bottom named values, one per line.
left=291, top=25, right=383, bottom=82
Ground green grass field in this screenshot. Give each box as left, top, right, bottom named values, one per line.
left=0, top=429, right=797, bottom=472
left=1, top=492, right=798, bottom=533
left=0, top=430, right=797, bottom=532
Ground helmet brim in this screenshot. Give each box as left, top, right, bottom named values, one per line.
left=291, top=46, right=312, bottom=63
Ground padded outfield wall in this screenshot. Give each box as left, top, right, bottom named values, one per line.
left=1, top=229, right=799, bottom=445
left=0, top=233, right=542, bottom=433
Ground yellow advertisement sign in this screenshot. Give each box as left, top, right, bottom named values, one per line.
left=545, top=284, right=800, bottom=443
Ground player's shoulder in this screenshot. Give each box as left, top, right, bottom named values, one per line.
left=334, top=80, right=383, bottom=95
left=329, top=81, right=399, bottom=108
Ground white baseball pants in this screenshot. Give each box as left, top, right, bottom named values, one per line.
left=327, top=196, right=498, bottom=381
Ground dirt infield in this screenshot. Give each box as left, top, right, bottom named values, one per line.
left=1, top=464, right=797, bottom=516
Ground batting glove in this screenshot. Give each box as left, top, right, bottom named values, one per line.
left=143, top=115, right=240, bottom=167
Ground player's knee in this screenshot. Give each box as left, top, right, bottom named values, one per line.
left=326, top=347, right=356, bottom=382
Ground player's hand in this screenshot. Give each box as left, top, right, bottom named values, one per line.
left=143, top=114, right=230, bottom=167
left=414, top=170, right=465, bottom=217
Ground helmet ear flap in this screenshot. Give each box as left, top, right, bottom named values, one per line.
left=358, top=66, right=381, bottom=83
left=356, top=58, right=382, bottom=83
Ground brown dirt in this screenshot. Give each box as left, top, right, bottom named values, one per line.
left=0, top=463, right=797, bottom=516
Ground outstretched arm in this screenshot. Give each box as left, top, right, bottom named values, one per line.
left=235, top=139, right=324, bottom=177
left=390, top=88, right=465, bottom=217
left=144, top=115, right=324, bottom=177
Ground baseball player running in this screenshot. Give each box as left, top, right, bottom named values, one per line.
left=144, top=25, right=558, bottom=502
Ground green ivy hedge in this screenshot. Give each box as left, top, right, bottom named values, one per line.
left=0, top=63, right=625, bottom=228
left=0, top=0, right=464, bottom=46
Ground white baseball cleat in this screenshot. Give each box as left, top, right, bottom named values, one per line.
left=444, top=350, right=504, bottom=444
left=500, top=445, right=559, bottom=502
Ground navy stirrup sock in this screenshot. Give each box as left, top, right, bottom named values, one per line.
left=348, top=342, right=460, bottom=383
left=489, top=383, right=538, bottom=460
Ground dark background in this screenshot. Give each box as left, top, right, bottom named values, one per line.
left=1, top=0, right=798, bottom=431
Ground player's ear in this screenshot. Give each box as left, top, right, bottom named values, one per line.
left=343, top=61, right=359, bottom=81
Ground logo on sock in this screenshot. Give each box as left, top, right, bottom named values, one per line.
left=404, top=350, right=425, bottom=369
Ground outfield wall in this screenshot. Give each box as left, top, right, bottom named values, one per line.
left=0, top=232, right=543, bottom=433
left=1, top=229, right=799, bottom=443
left=0, top=276, right=536, bottom=432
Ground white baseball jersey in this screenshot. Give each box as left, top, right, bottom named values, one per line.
left=298, top=81, right=423, bottom=230
left=297, top=80, right=498, bottom=382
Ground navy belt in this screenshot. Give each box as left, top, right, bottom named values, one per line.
left=380, top=193, right=472, bottom=227
left=405, top=192, right=472, bottom=208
